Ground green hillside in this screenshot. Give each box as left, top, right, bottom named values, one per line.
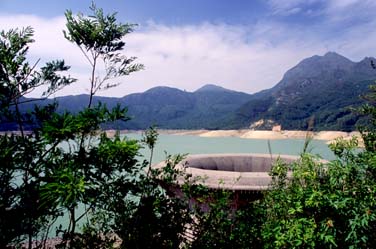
left=5, top=52, right=376, bottom=131
left=230, top=52, right=376, bottom=131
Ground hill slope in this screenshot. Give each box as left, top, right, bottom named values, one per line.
left=122, top=85, right=252, bottom=129
left=12, top=85, right=252, bottom=130
left=231, top=52, right=376, bottom=131
left=5, top=52, right=375, bottom=131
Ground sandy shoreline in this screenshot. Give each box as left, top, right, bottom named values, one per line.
left=2, top=129, right=363, bottom=144
left=153, top=129, right=364, bottom=147
left=147, top=129, right=361, bottom=141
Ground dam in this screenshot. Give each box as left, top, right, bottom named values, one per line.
left=153, top=153, right=299, bottom=207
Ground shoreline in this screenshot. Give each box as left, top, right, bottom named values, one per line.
left=1, top=129, right=363, bottom=144
left=116, top=129, right=362, bottom=143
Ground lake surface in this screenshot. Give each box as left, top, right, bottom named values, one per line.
left=126, top=133, right=336, bottom=163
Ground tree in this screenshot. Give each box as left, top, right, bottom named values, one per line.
left=36, top=3, right=145, bottom=245
left=0, top=27, right=75, bottom=248
left=41, top=4, right=196, bottom=248
left=0, top=3, right=145, bottom=247
left=64, top=2, right=143, bottom=108
left=0, top=3, right=200, bottom=248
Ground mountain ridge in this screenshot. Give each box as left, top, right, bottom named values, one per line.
left=6, top=52, right=375, bottom=131
left=195, top=84, right=233, bottom=93
left=231, top=52, right=376, bottom=131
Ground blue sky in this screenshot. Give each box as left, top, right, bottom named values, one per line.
left=0, top=0, right=266, bottom=24
left=0, top=0, right=375, bottom=97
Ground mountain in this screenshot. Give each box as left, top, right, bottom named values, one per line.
left=195, top=84, right=233, bottom=93
left=231, top=52, right=376, bottom=131
left=10, top=84, right=252, bottom=130
left=6, top=52, right=376, bottom=131
left=122, top=85, right=252, bottom=129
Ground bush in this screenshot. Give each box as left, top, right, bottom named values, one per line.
left=261, top=83, right=376, bottom=248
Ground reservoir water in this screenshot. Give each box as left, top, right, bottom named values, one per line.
left=126, top=133, right=336, bottom=163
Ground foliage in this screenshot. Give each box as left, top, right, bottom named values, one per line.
left=0, top=26, right=75, bottom=248
left=190, top=189, right=264, bottom=249
left=260, top=82, right=376, bottom=248
left=0, top=3, right=203, bottom=249
left=112, top=154, right=193, bottom=249
left=64, top=2, right=143, bottom=107
left=358, top=84, right=376, bottom=152
left=262, top=138, right=376, bottom=248
left=0, top=3, right=145, bottom=248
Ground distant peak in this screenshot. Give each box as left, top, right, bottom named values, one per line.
left=145, top=86, right=181, bottom=93
left=321, top=51, right=352, bottom=62
left=195, top=84, right=232, bottom=92
left=294, top=51, right=353, bottom=68
left=324, top=51, right=341, bottom=57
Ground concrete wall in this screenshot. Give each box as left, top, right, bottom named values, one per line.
left=185, top=154, right=298, bottom=172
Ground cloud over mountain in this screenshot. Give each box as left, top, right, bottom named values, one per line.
left=0, top=1, right=376, bottom=97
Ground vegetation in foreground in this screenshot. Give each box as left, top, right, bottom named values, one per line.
left=1, top=3, right=376, bottom=249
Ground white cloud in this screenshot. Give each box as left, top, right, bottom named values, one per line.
left=325, top=0, right=376, bottom=24
left=267, top=0, right=324, bottom=15
left=0, top=12, right=376, bottom=98
left=0, top=14, right=89, bottom=96
left=103, top=22, right=323, bottom=96
left=0, top=15, right=81, bottom=62
left=328, top=0, right=361, bottom=9
left=267, top=0, right=376, bottom=23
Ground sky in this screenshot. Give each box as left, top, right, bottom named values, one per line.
left=0, top=0, right=376, bottom=97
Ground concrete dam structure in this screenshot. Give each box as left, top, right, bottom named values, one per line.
left=154, top=153, right=300, bottom=205
left=176, top=153, right=298, bottom=191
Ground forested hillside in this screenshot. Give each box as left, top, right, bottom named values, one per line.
left=3, top=52, right=375, bottom=131
left=229, top=52, right=376, bottom=131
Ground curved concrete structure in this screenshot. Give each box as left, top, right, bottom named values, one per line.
left=154, top=153, right=299, bottom=192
